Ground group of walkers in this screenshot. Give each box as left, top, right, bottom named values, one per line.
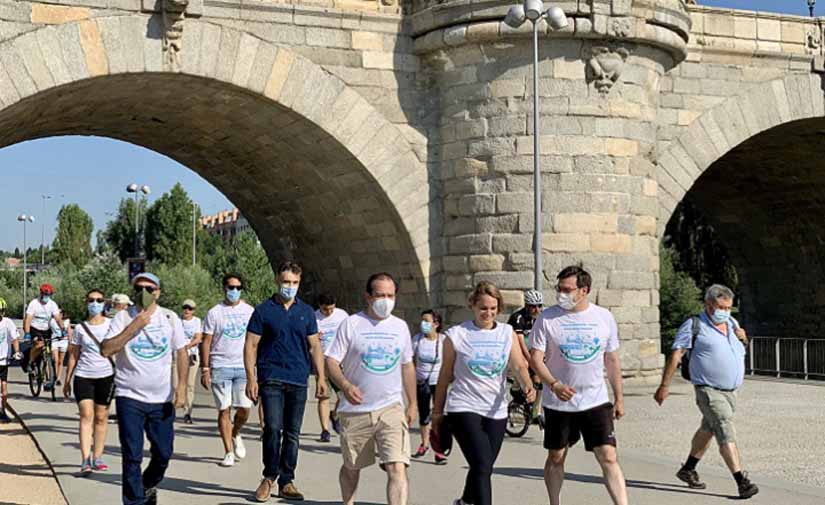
left=0, top=259, right=761, bottom=504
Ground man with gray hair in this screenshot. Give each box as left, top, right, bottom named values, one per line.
left=654, top=284, right=758, bottom=499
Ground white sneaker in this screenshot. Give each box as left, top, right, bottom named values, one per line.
left=233, top=435, right=246, bottom=460
left=220, top=452, right=235, bottom=467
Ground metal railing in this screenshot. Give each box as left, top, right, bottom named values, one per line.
left=747, top=337, right=825, bottom=380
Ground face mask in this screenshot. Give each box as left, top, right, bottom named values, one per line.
left=41, top=295, right=51, bottom=303
left=88, top=301, right=105, bottom=316
left=420, top=321, right=433, bottom=334
left=280, top=285, right=298, bottom=300
left=371, top=297, right=395, bottom=319
left=711, top=309, right=731, bottom=324
left=226, top=288, right=241, bottom=303
left=134, top=288, right=156, bottom=309
left=556, top=292, right=578, bottom=311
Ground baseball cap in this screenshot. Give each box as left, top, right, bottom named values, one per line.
left=182, top=299, right=197, bottom=309
left=111, top=293, right=133, bottom=306
left=131, top=272, right=160, bottom=288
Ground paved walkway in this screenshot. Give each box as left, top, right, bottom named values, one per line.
left=5, top=368, right=825, bottom=505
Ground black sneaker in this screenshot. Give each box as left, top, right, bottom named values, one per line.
left=737, top=472, right=759, bottom=499
left=319, top=430, right=331, bottom=443
left=183, top=414, right=193, bottom=424
left=331, top=415, right=341, bottom=435
left=0, top=411, right=11, bottom=423
left=676, top=467, right=707, bottom=489
left=144, top=486, right=158, bottom=505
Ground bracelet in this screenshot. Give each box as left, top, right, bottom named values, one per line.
left=200, top=367, right=210, bottom=372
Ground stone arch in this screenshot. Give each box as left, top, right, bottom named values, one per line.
left=656, top=73, right=825, bottom=235
left=0, top=15, right=432, bottom=313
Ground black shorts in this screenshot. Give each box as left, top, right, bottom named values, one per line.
left=30, top=327, right=51, bottom=342
left=544, top=403, right=616, bottom=452
left=74, top=375, right=115, bottom=406
left=0, top=365, right=7, bottom=382
left=416, top=383, right=436, bottom=426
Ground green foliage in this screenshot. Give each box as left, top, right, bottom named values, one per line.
left=224, top=230, right=275, bottom=306
left=102, top=197, right=148, bottom=262
left=659, top=244, right=703, bottom=352
left=0, top=277, right=23, bottom=318
left=51, top=203, right=94, bottom=268
left=145, top=183, right=199, bottom=266
left=152, top=263, right=223, bottom=319
left=75, top=252, right=131, bottom=300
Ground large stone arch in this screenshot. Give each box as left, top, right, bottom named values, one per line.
left=0, top=15, right=433, bottom=313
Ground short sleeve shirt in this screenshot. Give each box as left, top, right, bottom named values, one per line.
left=315, top=308, right=349, bottom=353
left=72, top=319, right=114, bottom=379
left=672, top=313, right=745, bottom=390
left=181, top=316, right=202, bottom=357
left=412, top=333, right=445, bottom=385
left=107, top=306, right=187, bottom=403
left=324, top=311, right=413, bottom=414
left=0, top=318, right=19, bottom=365
left=26, top=299, right=60, bottom=331
left=202, top=302, right=254, bottom=368
left=530, top=303, right=619, bottom=412
left=248, top=297, right=318, bottom=386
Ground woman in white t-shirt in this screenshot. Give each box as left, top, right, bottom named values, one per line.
left=411, top=309, right=446, bottom=463
left=50, top=310, right=71, bottom=388
left=432, top=281, right=535, bottom=505
left=63, top=289, right=115, bottom=474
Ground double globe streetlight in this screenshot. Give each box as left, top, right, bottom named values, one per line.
left=504, top=1, right=568, bottom=291
left=126, top=184, right=151, bottom=258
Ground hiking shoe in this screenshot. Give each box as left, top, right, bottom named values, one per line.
left=80, top=458, right=92, bottom=475
left=278, top=482, right=305, bottom=501
left=56, top=379, right=61, bottom=386
left=331, top=415, right=341, bottom=435
left=434, top=451, right=448, bottom=465
left=220, top=452, right=235, bottom=467
left=412, top=443, right=428, bottom=458
left=92, top=457, right=108, bottom=471
left=676, top=467, right=706, bottom=489
left=144, top=486, right=158, bottom=505
left=319, top=430, right=331, bottom=443
left=233, top=435, right=246, bottom=459
left=254, top=477, right=275, bottom=502
left=737, top=472, right=759, bottom=499
left=183, top=414, right=193, bottom=424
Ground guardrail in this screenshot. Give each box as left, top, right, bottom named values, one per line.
left=747, top=337, right=825, bottom=380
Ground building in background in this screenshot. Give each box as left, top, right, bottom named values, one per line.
left=200, top=208, right=250, bottom=241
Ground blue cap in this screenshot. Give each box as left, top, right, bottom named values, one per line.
left=132, top=272, right=160, bottom=288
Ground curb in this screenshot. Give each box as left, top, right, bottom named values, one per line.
left=7, top=402, right=72, bottom=505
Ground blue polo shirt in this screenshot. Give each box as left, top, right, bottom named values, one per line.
left=248, top=296, right=318, bottom=386
left=673, top=312, right=746, bottom=391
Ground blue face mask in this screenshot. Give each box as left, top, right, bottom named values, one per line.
left=87, top=301, right=105, bottom=316
left=41, top=295, right=51, bottom=303
left=711, top=309, right=731, bottom=324
left=420, top=321, right=433, bottom=334
left=226, top=288, right=241, bottom=303
left=280, top=285, right=298, bottom=300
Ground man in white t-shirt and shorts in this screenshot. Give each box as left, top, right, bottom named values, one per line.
left=325, top=272, right=417, bottom=505
left=314, top=292, right=348, bottom=443
left=0, top=297, right=23, bottom=423
left=24, top=283, right=64, bottom=372
left=530, top=265, right=628, bottom=505
left=177, top=299, right=203, bottom=424
left=200, top=273, right=255, bottom=467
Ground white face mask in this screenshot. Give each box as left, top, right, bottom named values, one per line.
left=371, top=297, right=395, bottom=319
left=556, top=292, right=578, bottom=311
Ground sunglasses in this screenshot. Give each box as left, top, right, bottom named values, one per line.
left=182, top=305, right=195, bottom=311
left=135, top=285, right=158, bottom=294
left=527, top=304, right=543, bottom=308
left=226, top=286, right=243, bottom=291
left=87, top=297, right=105, bottom=303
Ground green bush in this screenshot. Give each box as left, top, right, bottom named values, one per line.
left=660, top=244, right=703, bottom=353
left=152, top=263, right=223, bottom=319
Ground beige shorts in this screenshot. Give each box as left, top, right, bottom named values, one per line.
left=695, top=385, right=737, bottom=445
left=340, top=403, right=410, bottom=470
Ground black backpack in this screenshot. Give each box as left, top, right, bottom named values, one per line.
left=680, top=316, right=702, bottom=381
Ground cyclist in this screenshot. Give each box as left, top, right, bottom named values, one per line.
left=24, top=284, right=64, bottom=378
left=49, top=309, right=72, bottom=389
left=508, top=289, right=544, bottom=422
left=0, top=298, right=23, bottom=423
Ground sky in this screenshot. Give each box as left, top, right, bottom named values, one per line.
left=0, top=0, right=818, bottom=253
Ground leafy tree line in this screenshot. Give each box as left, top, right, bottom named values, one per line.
left=1, top=183, right=274, bottom=321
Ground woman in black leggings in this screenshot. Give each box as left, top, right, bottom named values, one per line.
left=432, top=281, right=535, bottom=505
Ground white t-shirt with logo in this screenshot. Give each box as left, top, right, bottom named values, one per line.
left=412, top=333, right=445, bottom=386
left=72, top=319, right=114, bottom=379
left=530, top=304, right=619, bottom=413
left=0, top=318, right=19, bottom=365
left=324, top=311, right=413, bottom=414
left=107, top=306, right=186, bottom=404
left=202, top=301, right=254, bottom=369
left=26, top=299, right=60, bottom=331
left=445, top=321, right=514, bottom=419
left=181, top=316, right=202, bottom=357
left=315, top=308, right=349, bottom=353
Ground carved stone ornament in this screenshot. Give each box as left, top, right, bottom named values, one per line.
left=380, top=0, right=396, bottom=5
left=585, top=44, right=631, bottom=95
left=807, top=26, right=823, bottom=55
left=163, top=0, right=189, bottom=72
left=609, top=17, right=633, bottom=38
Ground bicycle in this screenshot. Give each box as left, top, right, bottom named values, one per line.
left=505, top=379, right=543, bottom=438
left=28, top=337, right=57, bottom=401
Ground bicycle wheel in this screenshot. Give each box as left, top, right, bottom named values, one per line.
left=28, top=359, right=42, bottom=398
left=45, top=357, right=57, bottom=401
left=505, top=401, right=530, bottom=438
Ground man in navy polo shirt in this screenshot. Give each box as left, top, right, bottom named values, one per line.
left=245, top=261, right=327, bottom=502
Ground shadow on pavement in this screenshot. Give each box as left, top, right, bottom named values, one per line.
left=65, top=470, right=254, bottom=498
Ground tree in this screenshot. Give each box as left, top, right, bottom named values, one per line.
left=51, top=204, right=94, bottom=269
left=153, top=263, right=223, bottom=319
left=102, top=197, right=148, bottom=262
left=226, top=230, right=275, bottom=306
left=659, top=244, right=703, bottom=352
left=144, top=183, right=199, bottom=266
left=13, top=247, right=20, bottom=258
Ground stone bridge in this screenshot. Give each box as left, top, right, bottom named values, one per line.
left=0, top=0, right=822, bottom=381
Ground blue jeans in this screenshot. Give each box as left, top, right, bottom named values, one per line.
left=116, top=397, right=175, bottom=505
left=260, top=380, right=307, bottom=485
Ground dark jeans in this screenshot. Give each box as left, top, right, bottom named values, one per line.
left=260, top=380, right=308, bottom=486
left=449, top=412, right=507, bottom=505
left=116, top=397, right=175, bottom=505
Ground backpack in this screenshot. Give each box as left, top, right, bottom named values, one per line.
left=680, top=316, right=702, bottom=381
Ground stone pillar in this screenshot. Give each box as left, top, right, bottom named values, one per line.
left=414, top=0, right=690, bottom=382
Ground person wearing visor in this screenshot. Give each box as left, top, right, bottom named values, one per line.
left=178, top=299, right=202, bottom=424
left=24, top=283, right=64, bottom=374
left=201, top=274, right=254, bottom=467
left=0, top=297, right=23, bottom=423
left=101, top=272, right=187, bottom=505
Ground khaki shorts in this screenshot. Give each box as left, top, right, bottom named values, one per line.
left=695, top=385, right=737, bottom=445
left=340, top=403, right=410, bottom=470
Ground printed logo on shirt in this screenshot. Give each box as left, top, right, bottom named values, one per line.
left=221, top=313, right=248, bottom=340
left=359, top=332, right=402, bottom=374
left=558, top=322, right=602, bottom=364
left=128, top=324, right=170, bottom=361
left=467, top=338, right=508, bottom=378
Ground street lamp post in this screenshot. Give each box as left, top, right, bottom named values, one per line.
left=192, top=202, right=198, bottom=267
left=126, top=184, right=151, bottom=257
left=17, top=214, right=35, bottom=313
left=504, top=1, right=568, bottom=292
left=810, top=0, right=816, bottom=17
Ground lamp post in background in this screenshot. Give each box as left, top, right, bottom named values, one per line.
left=504, top=0, right=568, bottom=291
left=810, top=0, right=817, bottom=17
left=126, top=184, right=151, bottom=257
left=17, top=214, right=35, bottom=313
left=192, top=202, right=198, bottom=268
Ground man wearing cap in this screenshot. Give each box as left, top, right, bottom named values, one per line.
left=101, top=272, right=188, bottom=505
left=109, top=294, right=133, bottom=318
left=24, top=283, right=64, bottom=374
left=178, top=299, right=202, bottom=424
